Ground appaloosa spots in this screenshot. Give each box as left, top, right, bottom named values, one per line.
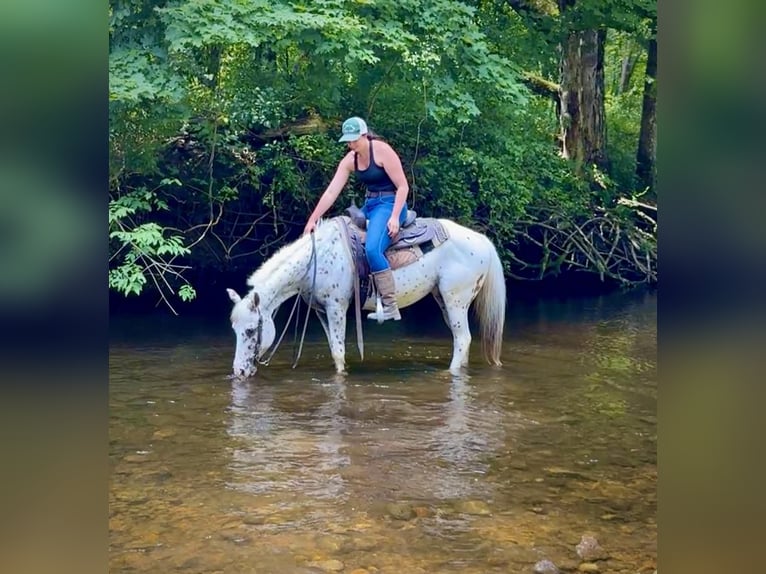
left=229, top=216, right=504, bottom=375
left=472, top=274, right=485, bottom=297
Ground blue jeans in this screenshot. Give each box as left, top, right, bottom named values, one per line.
left=362, top=196, right=408, bottom=272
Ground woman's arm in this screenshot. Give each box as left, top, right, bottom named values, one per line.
left=304, top=153, right=353, bottom=234
left=377, top=141, right=410, bottom=236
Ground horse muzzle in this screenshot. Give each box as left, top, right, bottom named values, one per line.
left=232, top=364, right=258, bottom=380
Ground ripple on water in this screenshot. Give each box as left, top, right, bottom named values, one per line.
left=110, top=292, right=656, bottom=573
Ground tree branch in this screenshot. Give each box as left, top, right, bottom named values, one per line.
left=521, top=72, right=561, bottom=100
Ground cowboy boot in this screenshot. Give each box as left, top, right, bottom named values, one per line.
left=368, top=269, right=401, bottom=322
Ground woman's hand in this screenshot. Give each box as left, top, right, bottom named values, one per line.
left=387, top=215, right=400, bottom=238
left=304, top=219, right=317, bottom=235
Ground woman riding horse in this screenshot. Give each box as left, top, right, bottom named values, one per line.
left=303, top=117, right=409, bottom=322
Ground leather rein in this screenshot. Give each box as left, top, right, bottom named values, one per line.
left=254, top=232, right=318, bottom=369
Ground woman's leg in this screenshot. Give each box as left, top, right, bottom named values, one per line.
left=364, top=199, right=393, bottom=272
left=364, top=197, right=407, bottom=321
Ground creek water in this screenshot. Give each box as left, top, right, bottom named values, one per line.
left=110, top=289, right=656, bottom=573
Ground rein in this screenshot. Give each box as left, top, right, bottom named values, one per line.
left=254, top=232, right=317, bottom=368
left=291, top=232, right=317, bottom=367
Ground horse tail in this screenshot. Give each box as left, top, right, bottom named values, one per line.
left=474, top=239, right=506, bottom=366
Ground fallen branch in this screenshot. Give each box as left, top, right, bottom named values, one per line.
left=507, top=199, right=657, bottom=285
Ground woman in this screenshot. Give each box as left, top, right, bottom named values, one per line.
left=304, top=117, right=409, bottom=321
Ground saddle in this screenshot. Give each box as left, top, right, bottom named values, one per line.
left=336, top=208, right=449, bottom=361
left=341, top=204, right=449, bottom=282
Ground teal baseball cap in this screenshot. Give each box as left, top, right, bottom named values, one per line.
left=338, top=116, right=368, bottom=142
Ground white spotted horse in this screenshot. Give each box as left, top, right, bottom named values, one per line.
left=226, top=213, right=506, bottom=378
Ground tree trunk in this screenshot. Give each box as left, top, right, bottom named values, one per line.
left=636, top=37, right=657, bottom=193
left=619, top=54, right=637, bottom=94
left=558, top=28, right=609, bottom=174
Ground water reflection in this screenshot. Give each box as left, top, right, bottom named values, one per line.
left=223, top=367, right=529, bottom=536
left=227, top=377, right=348, bottom=506
left=110, top=291, right=656, bottom=573
left=422, top=373, right=498, bottom=500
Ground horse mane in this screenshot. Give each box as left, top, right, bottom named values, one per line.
left=246, top=218, right=331, bottom=289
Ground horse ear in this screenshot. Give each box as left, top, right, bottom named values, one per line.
left=250, top=292, right=260, bottom=311
left=226, top=288, right=241, bottom=304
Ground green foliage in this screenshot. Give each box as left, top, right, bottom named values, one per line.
left=604, top=30, right=648, bottom=192
left=108, top=261, right=146, bottom=297
left=109, top=47, right=185, bottom=104
left=109, top=222, right=188, bottom=258
left=606, top=90, right=643, bottom=191
left=108, top=0, right=657, bottom=309
left=178, top=284, right=197, bottom=302
left=109, top=186, right=196, bottom=311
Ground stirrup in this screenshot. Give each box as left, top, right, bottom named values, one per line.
left=367, top=298, right=401, bottom=322
left=366, top=309, right=402, bottom=322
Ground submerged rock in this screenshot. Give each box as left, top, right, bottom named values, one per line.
left=575, top=535, right=608, bottom=561
left=543, top=467, right=593, bottom=481
left=315, top=534, right=350, bottom=553
left=386, top=502, right=415, bottom=520
left=533, top=559, right=561, bottom=574
left=454, top=500, right=492, bottom=515
left=306, top=559, right=345, bottom=572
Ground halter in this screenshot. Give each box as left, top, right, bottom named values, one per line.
left=253, top=232, right=318, bottom=368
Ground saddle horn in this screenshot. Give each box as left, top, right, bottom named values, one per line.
left=345, top=202, right=418, bottom=229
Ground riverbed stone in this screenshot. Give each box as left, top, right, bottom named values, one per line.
left=350, top=533, right=381, bottom=551
left=152, top=428, right=176, bottom=439
left=386, top=502, right=416, bottom=520
left=506, top=547, right=545, bottom=569
left=123, top=454, right=149, bottom=463
left=454, top=500, right=492, bottom=515
left=413, top=505, right=431, bottom=518
left=242, top=513, right=267, bottom=525
left=575, top=535, right=609, bottom=561
left=544, top=467, right=593, bottom=481
left=556, top=558, right=580, bottom=571
left=533, top=559, right=561, bottom=573
left=315, top=534, right=350, bottom=553
left=577, top=563, right=599, bottom=573
left=306, top=559, right=345, bottom=572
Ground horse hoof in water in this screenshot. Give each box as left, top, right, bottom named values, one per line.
left=229, top=367, right=257, bottom=381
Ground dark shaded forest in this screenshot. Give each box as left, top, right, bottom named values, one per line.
left=109, top=0, right=656, bottom=313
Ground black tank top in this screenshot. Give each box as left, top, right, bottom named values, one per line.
left=354, top=139, right=396, bottom=193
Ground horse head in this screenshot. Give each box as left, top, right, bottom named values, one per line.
left=227, top=288, right=276, bottom=379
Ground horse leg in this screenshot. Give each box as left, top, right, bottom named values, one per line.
left=431, top=287, right=451, bottom=326
left=439, top=287, right=475, bottom=373
left=314, top=307, right=332, bottom=340
left=323, top=303, right=348, bottom=374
